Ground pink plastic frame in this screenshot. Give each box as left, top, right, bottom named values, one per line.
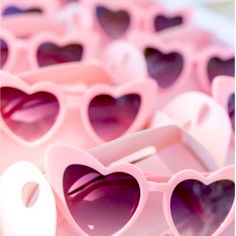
left=81, top=0, right=141, bottom=41
left=128, top=32, right=193, bottom=93
left=195, top=46, right=234, bottom=93
left=0, top=29, right=100, bottom=72
left=45, top=143, right=234, bottom=236
left=142, top=4, right=191, bottom=33
left=0, top=64, right=157, bottom=146
left=156, top=25, right=216, bottom=51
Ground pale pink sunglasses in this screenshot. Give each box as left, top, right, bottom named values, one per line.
left=0, top=29, right=99, bottom=72
left=45, top=127, right=234, bottom=236
left=128, top=31, right=235, bottom=93
left=0, top=63, right=157, bottom=145
left=81, top=0, right=190, bottom=41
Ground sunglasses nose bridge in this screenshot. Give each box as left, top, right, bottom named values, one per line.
left=63, top=83, right=87, bottom=108
left=66, top=94, right=82, bottom=109
left=148, top=181, right=168, bottom=193
left=16, top=40, right=28, bottom=50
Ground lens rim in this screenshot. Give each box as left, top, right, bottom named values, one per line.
left=0, top=79, right=65, bottom=147
left=165, top=168, right=235, bottom=236
left=45, top=145, right=149, bottom=236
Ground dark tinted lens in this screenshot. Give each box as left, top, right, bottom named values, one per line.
left=171, top=179, right=235, bottom=236
left=37, top=43, right=83, bottom=67
left=3, top=6, right=42, bottom=16
left=228, top=93, right=235, bottom=131
left=144, top=47, right=183, bottom=88
left=207, top=57, right=235, bottom=83
left=0, top=39, right=9, bottom=68
left=0, top=87, right=59, bottom=141
left=154, top=15, right=183, bottom=32
left=88, top=94, right=141, bottom=141
left=96, top=6, right=130, bottom=39
left=63, top=164, right=140, bottom=236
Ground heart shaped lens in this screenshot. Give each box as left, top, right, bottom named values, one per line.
left=63, top=164, right=140, bottom=236
left=0, top=39, right=9, bottom=68
left=88, top=94, right=141, bottom=141
left=207, top=57, right=235, bottom=83
left=37, top=43, right=83, bottom=67
left=96, top=6, right=130, bottom=39
left=3, top=6, right=43, bottom=16
left=154, top=15, right=183, bottom=32
left=228, top=93, right=235, bottom=131
left=0, top=87, right=60, bottom=142
left=144, top=47, right=183, bottom=88
left=171, top=179, right=235, bottom=236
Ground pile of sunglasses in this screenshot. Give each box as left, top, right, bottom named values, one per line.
left=0, top=0, right=235, bottom=236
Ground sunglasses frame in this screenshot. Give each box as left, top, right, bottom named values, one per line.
left=0, top=64, right=158, bottom=146
left=142, top=4, right=191, bottom=33
left=46, top=134, right=234, bottom=236
left=82, top=0, right=141, bottom=41
left=1, top=29, right=100, bottom=72
left=128, top=32, right=193, bottom=93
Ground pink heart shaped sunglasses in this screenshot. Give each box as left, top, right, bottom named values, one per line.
left=81, top=0, right=190, bottom=41
left=45, top=126, right=234, bottom=236
left=0, top=62, right=157, bottom=146
left=129, top=31, right=235, bottom=93
left=0, top=29, right=100, bottom=72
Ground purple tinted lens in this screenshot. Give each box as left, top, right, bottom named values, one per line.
left=63, top=164, right=140, bottom=236
left=3, top=6, right=42, bottom=16
left=207, top=57, right=235, bottom=83
left=96, top=6, right=130, bottom=39
left=37, top=43, right=83, bottom=67
left=0, top=87, right=59, bottom=142
left=171, top=179, right=235, bottom=236
left=0, top=39, right=9, bottom=68
left=228, top=93, right=235, bottom=131
left=154, top=15, right=183, bottom=32
left=144, top=47, right=183, bottom=88
left=88, top=94, right=141, bottom=141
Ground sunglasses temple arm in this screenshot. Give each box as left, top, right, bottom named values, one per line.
left=109, top=146, right=157, bottom=166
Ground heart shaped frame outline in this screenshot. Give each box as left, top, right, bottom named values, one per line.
left=142, top=4, right=191, bottom=33
left=128, top=32, right=193, bottom=93
left=45, top=141, right=234, bottom=236
left=162, top=165, right=235, bottom=236
left=82, top=0, right=142, bottom=41
left=0, top=28, right=100, bottom=72
left=0, top=71, right=66, bottom=147
left=0, top=62, right=158, bottom=146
